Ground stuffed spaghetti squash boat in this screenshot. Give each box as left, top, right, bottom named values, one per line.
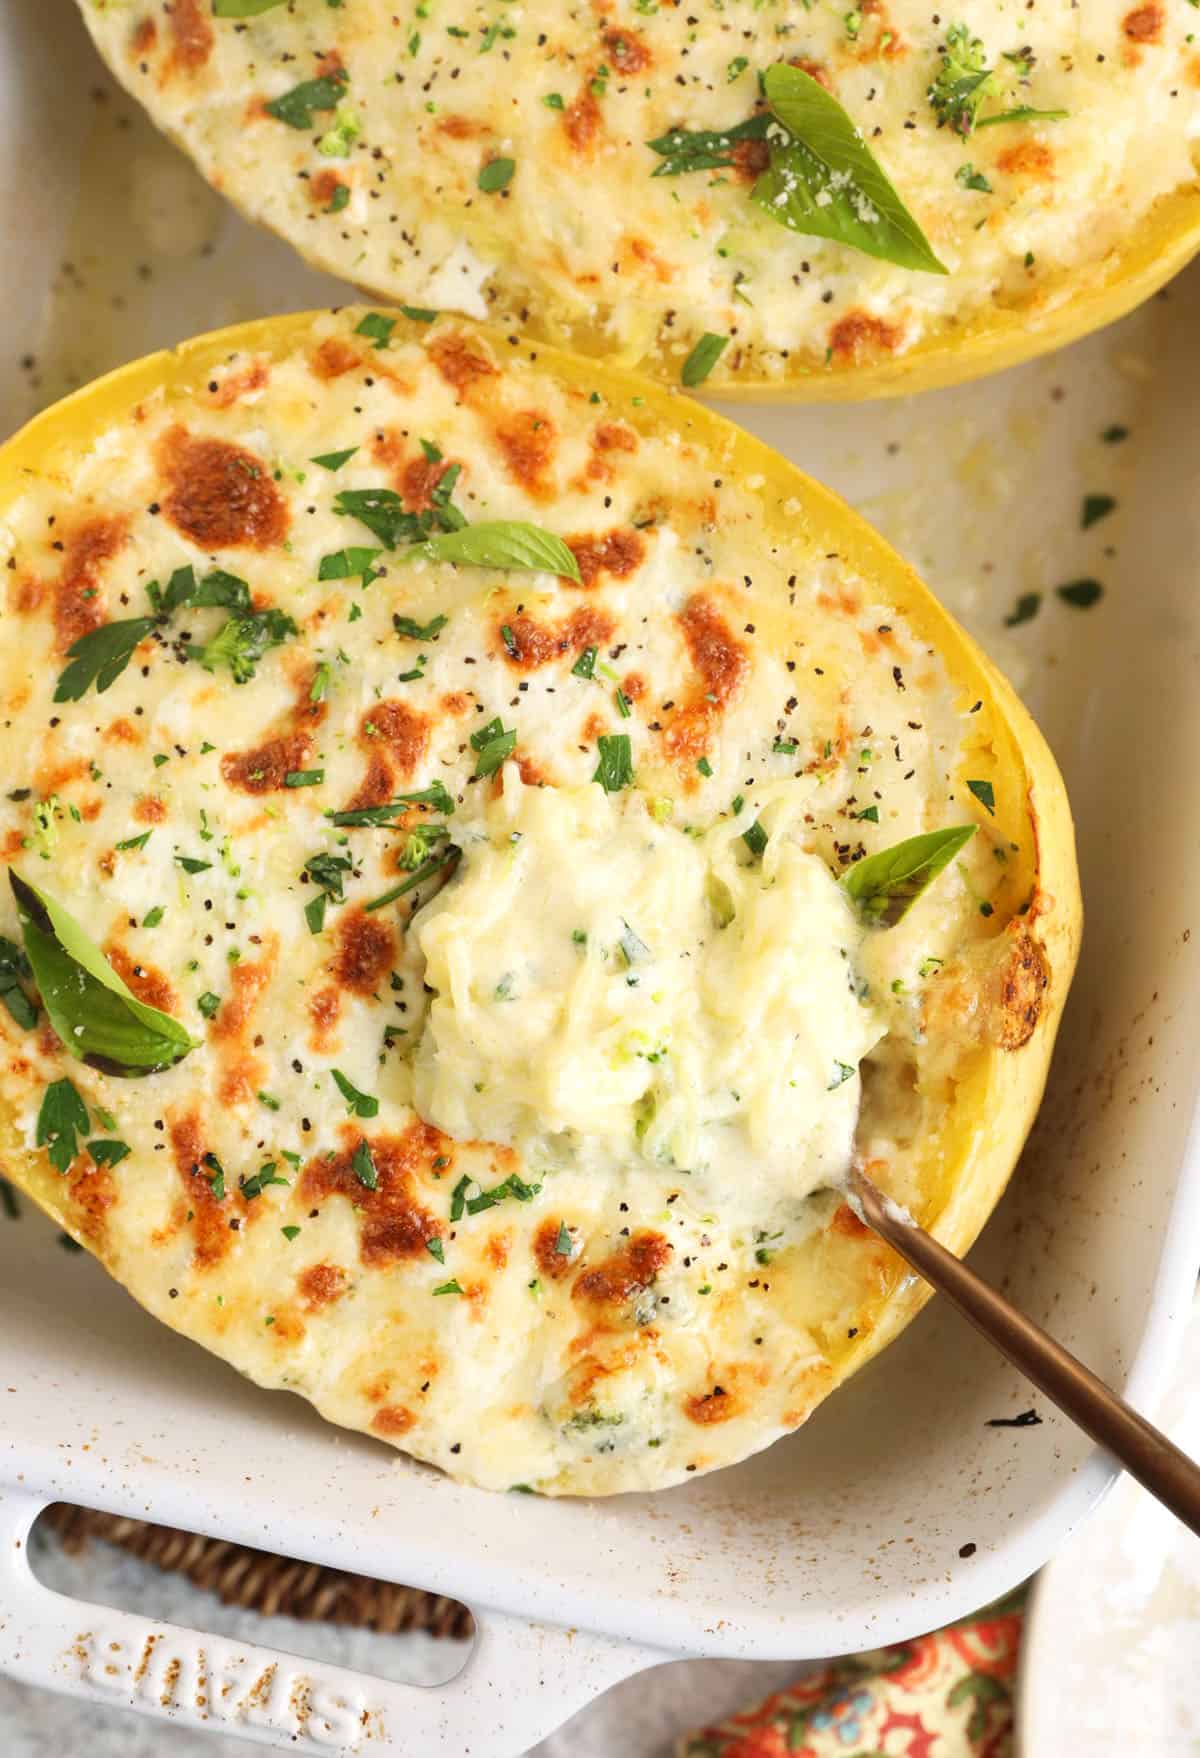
left=77, top=0, right=1200, bottom=397
left=0, top=310, right=1079, bottom=1493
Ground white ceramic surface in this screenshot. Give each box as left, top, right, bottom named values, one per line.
left=3, top=0, right=1200, bottom=1750
left=1020, top=1296, right=1200, bottom=1757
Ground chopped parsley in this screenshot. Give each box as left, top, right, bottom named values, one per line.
left=87, top=1139, right=131, bottom=1168
left=175, top=856, right=213, bottom=875
left=332, top=1068, right=380, bottom=1119
left=240, top=1162, right=289, bottom=1200
left=966, top=779, right=996, bottom=815
left=742, top=820, right=768, bottom=857
left=1081, top=494, right=1116, bottom=530
left=393, top=612, right=448, bottom=640
left=471, top=717, right=518, bottom=779
left=554, top=1221, right=573, bottom=1256
left=265, top=69, right=349, bottom=130
left=477, top=157, right=515, bottom=192
left=311, top=447, right=358, bottom=471
left=198, top=991, right=221, bottom=1019
left=571, top=646, right=597, bottom=680
left=593, top=733, right=634, bottom=793
left=681, top=332, right=729, bottom=388
left=355, top=313, right=397, bottom=348
left=1004, top=592, right=1041, bottom=627
left=284, top=769, right=324, bottom=789
left=36, top=1078, right=90, bottom=1175
left=116, top=831, right=153, bottom=852
left=1057, top=579, right=1104, bottom=609
left=205, top=1153, right=226, bottom=1200
left=433, top=1279, right=464, bottom=1296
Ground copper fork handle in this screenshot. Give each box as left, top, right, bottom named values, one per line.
left=848, top=1166, right=1200, bottom=1537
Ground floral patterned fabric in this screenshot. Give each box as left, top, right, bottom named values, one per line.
left=678, top=1591, right=1025, bottom=1758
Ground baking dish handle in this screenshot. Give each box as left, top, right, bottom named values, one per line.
left=0, top=1487, right=668, bottom=1753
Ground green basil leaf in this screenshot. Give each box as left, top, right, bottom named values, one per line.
left=416, top=521, right=582, bottom=584
left=647, top=112, right=771, bottom=177
left=753, top=65, right=947, bottom=275
left=841, top=825, right=975, bottom=927
left=11, top=872, right=197, bottom=1076
left=54, top=618, right=157, bottom=704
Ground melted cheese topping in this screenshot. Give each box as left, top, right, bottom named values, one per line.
left=79, top=1, right=1200, bottom=384
left=413, top=772, right=885, bottom=1213
left=0, top=312, right=1048, bottom=1493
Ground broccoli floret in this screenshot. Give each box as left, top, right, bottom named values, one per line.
left=928, top=24, right=995, bottom=137
left=199, top=609, right=298, bottom=684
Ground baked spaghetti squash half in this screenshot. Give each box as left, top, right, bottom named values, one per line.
left=0, top=310, right=1079, bottom=1493
left=75, top=0, right=1200, bottom=398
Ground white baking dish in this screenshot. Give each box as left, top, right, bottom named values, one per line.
left=3, top=1, right=1200, bottom=1750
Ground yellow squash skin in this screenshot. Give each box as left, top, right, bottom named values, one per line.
left=0, top=312, right=1080, bottom=1493
left=75, top=0, right=1200, bottom=400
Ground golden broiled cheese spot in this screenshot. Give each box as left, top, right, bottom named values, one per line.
left=308, top=985, right=342, bottom=1053
left=132, top=793, right=166, bottom=821
left=332, top=907, right=395, bottom=997
left=310, top=337, right=363, bottom=380
left=1124, top=4, right=1165, bottom=43
left=211, top=940, right=277, bottom=1106
left=358, top=700, right=430, bottom=782
left=572, top=1230, right=672, bottom=1309
left=52, top=516, right=130, bottom=654
left=156, top=426, right=289, bottom=551
left=829, top=312, right=903, bottom=362
left=207, top=358, right=270, bottom=408
left=732, top=130, right=772, bottom=183
left=308, top=169, right=345, bottom=209
left=496, top=605, right=614, bottom=671
left=130, top=15, right=157, bottom=56
left=566, top=528, right=645, bottom=589
left=563, top=85, right=603, bottom=155
left=662, top=594, right=750, bottom=769
left=222, top=728, right=314, bottom=795
left=427, top=330, right=499, bottom=396
left=533, top=1216, right=576, bottom=1281
left=104, top=942, right=177, bottom=1014
left=164, top=0, right=213, bottom=76
left=297, top=1261, right=347, bottom=1311
left=603, top=26, right=652, bottom=73
left=299, top=1123, right=446, bottom=1268
left=992, top=926, right=1050, bottom=1050
left=170, top=1110, right=237, bottom=1270
left=371, top=1404, right=416, bottom=1437
left=67, top=1160, right=118, bottom=1250
left=996, top=141, right=1055, bottom=180
left=684, top=1383, right=741, bottom=1425
left=491, top=409, right=558, bottom=500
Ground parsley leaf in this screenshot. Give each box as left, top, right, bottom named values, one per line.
left=681, top=333, right=730, bottom=387
left=332, top=1068, right=380, bottom=1119
left=329, top=782, right=456, bottom=826
left=0, top=936, right=37, bottom=1031
left=88, top=1138, right=132, bottom=1168
left=36, top=1078, right=90, bottom=1174
left=265, top=69, right=349, bottom=130
left=394, top=612, right=448, bottom=640
left=311, top=447, right=358, bottom=471
left=471, top=717, right=518, bottom=779
left=352, top=1139, right=379, bottom=1189
left=54, top=618, right=157, bottom=704
left=355, top=312, right=397, bottom=348
left=593, top=733, right=634, bottom=793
